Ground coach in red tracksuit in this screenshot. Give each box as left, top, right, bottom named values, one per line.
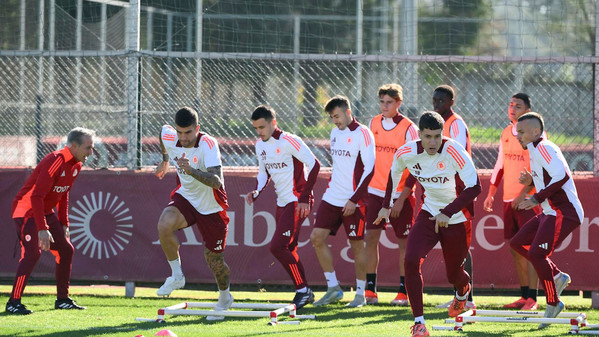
left=6, top=127, right=95, bottom=315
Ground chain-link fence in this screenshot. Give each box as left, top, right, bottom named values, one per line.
left=0, top=1, right=595, bottom=172
left=0, top=54, right=593, bottom=171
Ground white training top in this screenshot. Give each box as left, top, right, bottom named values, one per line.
left=388, top=137, right=479, bottom=224
left=526, top=137, right=584, bottom=223
left=322, top=119, right=376, bottom=207
left=254, top=129, right=318, bottom=207
left=161, top=125, right=227, bottom=214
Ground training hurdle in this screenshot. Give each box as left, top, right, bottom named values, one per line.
left=136, top=302, right=316, bottom=325
left=432, top=309, right=594, bottom=334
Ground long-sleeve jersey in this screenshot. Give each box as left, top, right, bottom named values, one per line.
left=254, top=128, right=320, bottom=207
left=490, top=123, right=538, bottom=201
left=384, top=137, right=481, bottom=224
left=442, top=110, right=471, bottom=154
left=322, top=118, right=376, bottom=207
left=368, top=113, right=418, bottom=198
left=161, top=125, right=228, bottom=214
left=526, top=137, right=584, bottom=223
left=12, top=147, right=82, bottom=230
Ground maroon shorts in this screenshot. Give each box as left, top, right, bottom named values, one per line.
left=365, top=193, right=415, bottom=238
left=313, top=200, right=365, bottom=240
left=503, top=201, right=540, bottom=239
left=169, top=193, right=229, bottom=253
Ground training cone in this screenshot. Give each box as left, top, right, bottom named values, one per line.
left=154, top=329, right=178, bottom=337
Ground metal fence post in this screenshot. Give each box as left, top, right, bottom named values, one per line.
left=127, top=0, right=141, bottom=169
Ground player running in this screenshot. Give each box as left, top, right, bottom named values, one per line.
left=155, top=107, right=233, bottom=320
left=310, top=95, right=375, bottom=308
left=245, top=105, right=321, bottom=310
left=512, top=112, right=583, bottom=329
left=375, top=111, right=481, bottom=337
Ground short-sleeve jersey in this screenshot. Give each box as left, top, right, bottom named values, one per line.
left=254, top=129, right=317, bottom=207
left=490, top=123, right=536, bottom=201
left=527, top=137, right=583, bottom=223
left=12, top=147, right=82, bottom=230
left=161, top=125, right=228, bottom=215
left=388, top=138, right=480, bottom=224
left=368, top=113, right=418, bottom=198
left=322, top=118, right=376, bottom=207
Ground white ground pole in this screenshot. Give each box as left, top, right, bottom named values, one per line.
left=136, top=302, right=316, bottom=325
left=432, top=309, right=589, bottom=334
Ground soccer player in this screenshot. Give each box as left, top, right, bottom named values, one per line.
left=364, top=83, right=418, bottom=306
left=310, top=95, right=375, bottom=308
left=155, top=107, right=233, bottom=320
left=483, top=93, right=539, bottom=310
left=375, top=111, right=481, bottom=337
left=245, top=105, right=321, bottom=309
left=512, top=112, right=583, bottom=329
left=432, top=84, right=476, bottom=308
left=6, top=127, right=94, bottom=314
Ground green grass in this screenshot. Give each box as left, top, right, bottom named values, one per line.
left=1, top=285, right=598, bottom=336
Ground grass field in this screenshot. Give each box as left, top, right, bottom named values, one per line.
left=0, top=284, right=598, bottom=336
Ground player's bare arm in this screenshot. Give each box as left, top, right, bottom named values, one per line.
left=176, top=153, right=223, bottom=188
left=390, top=186, right=411, bottom=218
left=518, top=168, right=533, bottom=186
left=38, top=229, right=55, bottom=251
left=430, top=213, right=450, bottom=233
left=155, top=137, right=169, bottom=179
left=518, top=196, right=539, bottom=210
left=373, top=207, right=390, bottom=225
left=483, top=184, right=498, bottom=212
left=204, top=248, right=230, bottom=290
left=296, top=202, right=310, bottom=218
left=245, top=190, right=258, bottom=205
left=342, top=200, right=357, bottom=216
left=512, top=185, right=534, bottom=209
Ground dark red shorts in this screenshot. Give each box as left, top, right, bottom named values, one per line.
left=365, top=193, right=415, bottom=238
left=313, top=200, right=364, bottom=240
left=169, top=193, right=229, bottom=252
left=503, top=201, right=540, bottom=239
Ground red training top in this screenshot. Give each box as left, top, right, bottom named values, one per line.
left=12, top=146, right=82, bottom=230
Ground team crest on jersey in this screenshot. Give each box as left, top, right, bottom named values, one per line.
left=347, top=137, right=352, bottom=143
left=276, top=147, right=281, bottom=154
left=436, top=161, right=446, bottom=171
left=193, top=156, right=198, bottom=163
left=25, top=234, right=31, bottom=242
left=73, top=169, right=78, bottom=176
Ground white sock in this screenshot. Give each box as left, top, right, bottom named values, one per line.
left=218, top=287, right=231, bottom=301
left=324, top=271, right=339, bottom=288
left=414, top=316, right=425, bottom=325
left=168, top=257, right=183, bottom=278
left=356, top=279, right=366, bottom=296
left=296, top=287, right=308, bottom=293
